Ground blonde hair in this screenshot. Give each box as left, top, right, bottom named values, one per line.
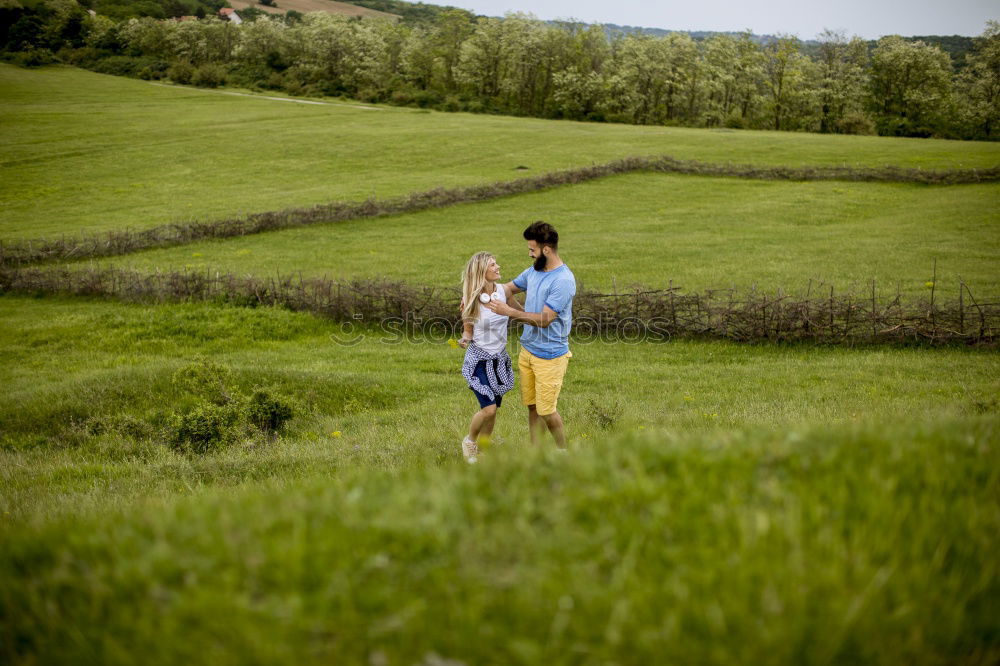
left=461, top=251, right=494, bottom=323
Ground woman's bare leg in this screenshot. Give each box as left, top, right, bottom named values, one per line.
left=468, top=404, right=497, bottom=441
left=479, top=411, right=497, bottom=440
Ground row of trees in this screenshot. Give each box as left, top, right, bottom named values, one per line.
left=3, top=0, right=999, bottom=140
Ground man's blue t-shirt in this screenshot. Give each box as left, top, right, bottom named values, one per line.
left=512, top=264, right=576, bottom=359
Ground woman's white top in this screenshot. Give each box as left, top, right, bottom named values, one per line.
left=473, top=283, right=509, bottom=355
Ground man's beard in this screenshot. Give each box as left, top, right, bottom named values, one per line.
left=533, top=253, right=547, bottom=271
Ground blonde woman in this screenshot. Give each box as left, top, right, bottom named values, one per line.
left=458, top=252, right=522, bottom=463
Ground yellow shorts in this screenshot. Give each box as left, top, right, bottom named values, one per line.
left=519, top=348, right=572, bottom=416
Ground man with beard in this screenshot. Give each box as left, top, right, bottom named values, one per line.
left=484, top=221, right=576, bottom=450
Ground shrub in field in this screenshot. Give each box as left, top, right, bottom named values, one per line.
left=137, top=61, right=169, bottom=80
left=167, top=61, right=194, bottom=85
left=62, top=51, right=168, bottom=78
left=412, top=89, right=442, bottom=108
left=85, top=413, right=155, bottom=440
left=51, top=420, right=92, bottom=449
left=245, top=386, right=297, bottom=434
left=169, top=401, right=241, bottom=454
left=465, top=99, right=486, bottom=114
left=264, top=71, right=284, bottom=90
left=283, top=78, right=317, bottom=97
left=168, top=362, right=300, bottom=451
left=587, top=397, right=623, bottom=430
left=725, top=113, right=750, bottom=129
left=172, top=360, right=236, bottom=406
left=58, top=46, right=101, bottom=67
left=169, top=361, right=241, bottom=452
left=390, top=89, right=413, bottom=106
left=356, top=87, right=383, bottom=103
left=191, top=63, right=227, bottom=88
left=836, top=111, right=876, bottom=135
left=90, top=55, right=145, bottom=77
left=971, top=397, right=999, bottom=414
left=441, top=95, right=464, bottom=112
left=225, top=63, right=269, bottom=89
left=7, top=48, right=57, bottom=67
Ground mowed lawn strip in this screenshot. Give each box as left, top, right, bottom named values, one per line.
left=3, top=64, right=1000, bottom=239
left=69, top=174, right=1000, bottom=298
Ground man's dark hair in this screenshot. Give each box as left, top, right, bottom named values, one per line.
left=523, top=221, right=558, bottom=250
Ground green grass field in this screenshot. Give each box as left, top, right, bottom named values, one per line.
left=3, top=417, right=996, bottom=665
left=1, top=296, right=998, bottom=664
left=2, top=64, right=999, bottom=664
left=2, top=296, right=996, bottom=458
left=3, top=64, right=1000, bottom=239
left=73, top=173, right=1000, bottom=297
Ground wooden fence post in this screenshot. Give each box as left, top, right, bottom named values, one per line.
left=959, top=280, right=965, bottom=336
left=871, top=279, right=877, bottom=340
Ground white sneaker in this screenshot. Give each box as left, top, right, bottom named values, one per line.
left=462, top=436, right=479, bottom=464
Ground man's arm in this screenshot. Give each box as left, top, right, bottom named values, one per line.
left=486, top=299, right=556, bottom=327
left=500, top=279, right=526, bottom=314
left=502, top=280, right=523, bottom=298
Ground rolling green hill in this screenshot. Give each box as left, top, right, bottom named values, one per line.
left=71, top=174, right=1000, bottom=298
left=1, top=63, right=998, bottom=665
left=3, top=64, right=998, bottom=239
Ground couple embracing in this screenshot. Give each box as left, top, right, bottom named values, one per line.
left=458, top=221, right=576, bottom=463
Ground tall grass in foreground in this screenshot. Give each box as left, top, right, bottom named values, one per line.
left=1, top=419, right=997, bottom=665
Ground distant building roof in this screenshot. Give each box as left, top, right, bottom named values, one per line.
left=218, top=8, right=242, bottom=23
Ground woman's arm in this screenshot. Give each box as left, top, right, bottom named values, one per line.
left=458, top=301, right=474, bottom=348
left=459, top=321, right=474, bottom=348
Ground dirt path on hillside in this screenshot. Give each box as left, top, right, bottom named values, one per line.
left=226, top=0, right=399, bottom=20
left=146, top=82, right=383, bottom=110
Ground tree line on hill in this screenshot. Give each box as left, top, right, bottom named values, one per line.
left=2, top=0, right=998, bottom=140
left=343, top=0, right=462, bottom=24
left=601, top=25, right=977, bottom=70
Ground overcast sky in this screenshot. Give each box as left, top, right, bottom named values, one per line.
left=442, top=1, right=998, bottom=39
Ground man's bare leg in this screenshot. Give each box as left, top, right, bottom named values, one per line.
left=527, top=404, right=546, bottom=445
left=527, top=405, right=566, bottom=448
left=540, top=411, right=566, bottom=449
